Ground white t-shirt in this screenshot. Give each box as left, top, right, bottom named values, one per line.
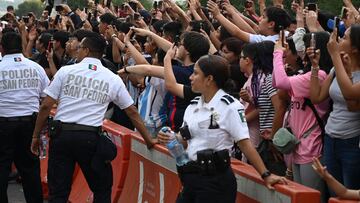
left=45, top=57, right=133, bottom=127
left=249, top=33, right=279, bottom=43
left=0, top=53, right=49, bottom=117
left=183, top=89, right=250, bottom=161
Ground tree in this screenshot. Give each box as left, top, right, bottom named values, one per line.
left=67, top=0, right=88, bottom=10
left=15, top=0, right=44, bottom=18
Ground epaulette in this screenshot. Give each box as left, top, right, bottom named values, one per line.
left=221, top=94, right=235, bottom=105
left=190, top=96, right=200, bottom=105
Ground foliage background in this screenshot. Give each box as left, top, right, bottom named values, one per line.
left=9, top=0, right=360, bottom=19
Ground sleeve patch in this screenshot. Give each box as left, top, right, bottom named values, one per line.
left=237, top=109, right=246, bottom=123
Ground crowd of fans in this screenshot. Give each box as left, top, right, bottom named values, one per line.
left=1, top=0, right=360, bottom=201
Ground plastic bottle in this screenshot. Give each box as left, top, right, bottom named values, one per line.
left=161, top=127, right=189, bottom=166
left=145, top=116, right=157, bottom=138
left=39, top=128, right=48, bottom=159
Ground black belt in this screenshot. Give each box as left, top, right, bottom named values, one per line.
left=177, top=161, right=202, bottom=174
left=0, top=115, right=33, bottom=122
left=61, top=123, right=100, bottom=133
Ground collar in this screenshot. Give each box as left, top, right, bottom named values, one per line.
left=197, top=89, right=226, bottom=110
left=79, top=57, right=102, bottom=66
left=1, top=53, right=25, bottom=62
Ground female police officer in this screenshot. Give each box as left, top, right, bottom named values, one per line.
left=159, top=54, right=286, bottom=203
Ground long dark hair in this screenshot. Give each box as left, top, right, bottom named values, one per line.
left=242, top=41, right=275, bottom=106
left=303, top=32, right=332, bottom=74
left=350, top=25, right=360, bottom=55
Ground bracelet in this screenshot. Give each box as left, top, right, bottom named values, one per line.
left=285, top=169, right=293, bottom=176
left=311, top=66, right=320, bottom=71
left=261, top=171, right=271, bottom=179
left=111, top=33, right=117, bottom=38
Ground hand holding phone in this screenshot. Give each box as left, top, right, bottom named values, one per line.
left=54, top=14, right=61, bottom=25
left=55, top=5, right=64, bottom=12
left=307, top=3, right=317, bottom=12
left=47, top=37, right=54, bottom=52
left=153, top=1, right=158, bottom=10
left=174, top=35, right=180, bottom=47
left=279, top=25, right=285, bottom=47
left=22, top=16, right=30, bottom=23
left=310, top=33, right=316, bottom=53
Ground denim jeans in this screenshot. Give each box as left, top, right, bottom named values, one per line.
left=323, top=134, right=360, bottom=194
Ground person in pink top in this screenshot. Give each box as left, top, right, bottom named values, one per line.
left=272, top=31, right=333, bottom=202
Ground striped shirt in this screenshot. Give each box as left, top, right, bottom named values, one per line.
left=257, top=74, right=277, bottom=132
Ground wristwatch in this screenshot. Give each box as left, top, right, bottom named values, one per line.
left=261, top=171, right=271, bottom=179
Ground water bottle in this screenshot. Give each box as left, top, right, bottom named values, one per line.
left=145, top=117, right=157, bottom=138
left=161, top=127, right=189, bottom=166
left=39, top=129, right=48, bottom=159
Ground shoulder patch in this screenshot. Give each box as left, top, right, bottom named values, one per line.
left=190, top=96, right=200, bottom=105
left=221, top=95, right=235, bottom=105
left=237, top=109, right=246, bottom=122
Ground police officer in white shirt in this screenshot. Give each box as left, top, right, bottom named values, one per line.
left=159, top=55, right=287, bottom=203
left=30, top=32, right=156, bottom=203
left=0, top=32, right=49, bottom=203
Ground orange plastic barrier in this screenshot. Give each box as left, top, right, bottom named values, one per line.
left=118, top=132, right=182, bottom=203
left=68, top=120, right=132, bottom=203
left=328, top=197, right=359, bottom=203
left=231, top=159, right=321, bottom=203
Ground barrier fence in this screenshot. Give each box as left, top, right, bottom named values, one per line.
left=37, top=115, right=357, bottom=203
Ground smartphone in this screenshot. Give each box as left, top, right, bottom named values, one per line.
left=54, top=14, right=61, bottom=25
left=87, top=12, right=92, bottom=21
left=153, top=1, right=158, bottom=9
left=334, top=16, right=340, bottom=41
left=106, top=0, right=112, bottom=8
left=307, top=3, right=317, bottom=12
left=174, top=34, right=180, bottom=46
left=310, top=33, right=316, bottom=52
left=158, top=1, right=163, bottom=9
left=134, top=13, right=141, bottom=21
left=341, top=7, right=348, bottom=19
left=129, top=2, right=138, bottom=12
left=279, top=26, right=285, bottom=47
left=47, top=37, right=53, bottom=52
left=84, top=7, right=88, bottom=14
left=245, top=0, right=253, bottom=9
left=55, top=5, right=63, bottom=12
left=22, top=16, right=30, bottom=23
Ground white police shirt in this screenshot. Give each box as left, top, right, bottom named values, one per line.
left=0, top=53, right=50, bottom=117
left=44, top=57, right=134, bottom=127
left=183, top=89, right=250, bottom=161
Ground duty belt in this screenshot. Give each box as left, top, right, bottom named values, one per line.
left=0, top=116, right=33, bottom=122
left=61, top=123, right=100, bottom=133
